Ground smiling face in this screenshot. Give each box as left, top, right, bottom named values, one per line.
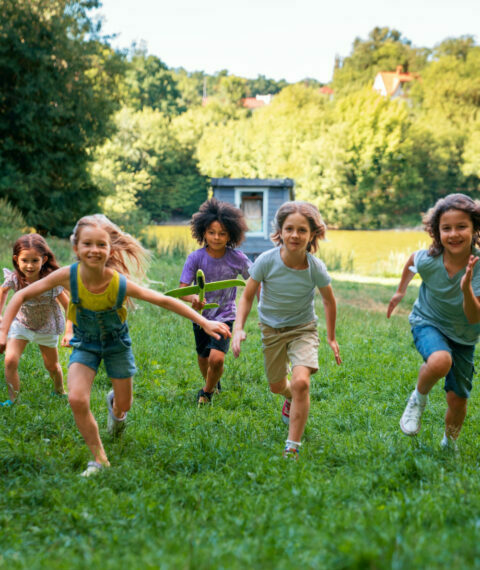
left=73, top=225, right=111, bottom=268
left=14, top=248, right=46, bottom=282
left=280, top=212, right=312, bottom=255
left=439, top=208, right=474, bottom=258
left=204, top=220, right=229, bottom=256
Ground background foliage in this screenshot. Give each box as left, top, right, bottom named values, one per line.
left=1, top=2, right=479, bottom=235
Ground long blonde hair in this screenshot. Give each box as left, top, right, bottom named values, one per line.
left=70, top=214, right=150, bottom=282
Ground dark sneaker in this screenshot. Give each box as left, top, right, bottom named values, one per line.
left=197, top=388, right=213, bottom=406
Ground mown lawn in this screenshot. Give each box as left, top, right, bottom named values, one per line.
left=1, top=251, right=480, bottom=569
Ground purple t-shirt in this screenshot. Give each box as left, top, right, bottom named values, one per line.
left=180, top=247, right=251, bottom=322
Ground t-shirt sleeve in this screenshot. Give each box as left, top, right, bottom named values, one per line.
left=239, top=252, right=252, bottom=280
left=52, top=285, right=64, bottom=297
left=249, top=253, right=267, bottom=282
left=2, top=268, right=17, bottom=290
left=311, top=256, right=331, bottom=288
left=179, top=252, right=198, bottom=285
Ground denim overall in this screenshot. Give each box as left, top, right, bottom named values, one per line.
left=68, top=262, right=136, bottom=378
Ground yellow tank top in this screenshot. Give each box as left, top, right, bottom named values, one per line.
left=67, top=265, right=128, bottom=325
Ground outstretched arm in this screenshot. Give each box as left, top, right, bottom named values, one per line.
left=0, top=286, right=10, bottom=322
left=387, top=253, right=416, bottom=318
left=232, top=277, right=260, bottom=358
left=0, top=268, right=69, bottom=353
left=318, top=284, right=341, bottom=365
left=126, top=280, right=230, bottom=339
left=461, top=255, right=480, bottom=323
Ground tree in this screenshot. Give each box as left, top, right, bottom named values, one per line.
left=123, top=46, right=185, bottom=116
left=93, top=107, right=209, bottom=223
left=332, top=27, right=428, bottom=94
left=0, top=0, right=123, bottom=235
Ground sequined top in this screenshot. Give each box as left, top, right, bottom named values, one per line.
left=2, top=268, right=65, bottom=334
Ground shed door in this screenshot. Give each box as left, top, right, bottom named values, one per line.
left=235, top=188, right=268, bottom=236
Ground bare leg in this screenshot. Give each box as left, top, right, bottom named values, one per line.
left=67, top=362, right=109, bottom=466
left=416, top=351, right=452, bottom=395
left=198, top=355, right=208, bottom=381
left=203, top=349, right=225, bottom=393
left=287, top=365, right=311, bottom=442
left=39, top=345, right=65, bottom=395
left=445, top=391, right=468, bottom=440
left=269, top=378, right=292, bottom=400
left=4, top=339, right=28, bottom=401
left=110, top=377, right=133, bottom=420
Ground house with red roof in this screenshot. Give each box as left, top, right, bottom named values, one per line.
left=373, top=66, right=420, bottom=99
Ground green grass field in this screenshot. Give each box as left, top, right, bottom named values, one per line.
left=1, top=249, right=480, bottom=569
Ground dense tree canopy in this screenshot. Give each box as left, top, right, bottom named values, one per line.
left=1, top=13, right=479, bottom=233
left=0, top=0, right=123, bottom=235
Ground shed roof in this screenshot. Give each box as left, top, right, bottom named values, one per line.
left=211, top=177, right=294, bottom=188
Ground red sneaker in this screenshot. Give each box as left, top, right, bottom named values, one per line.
left=281, top=399, right=291, bottom=425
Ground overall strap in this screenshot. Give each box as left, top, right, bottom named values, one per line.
left=70, top=262, right=80, bottom=305
left=114, top=273, right=127, bottom=310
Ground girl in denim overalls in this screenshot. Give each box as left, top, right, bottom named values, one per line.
left=0, top=215, right=231, bottom=476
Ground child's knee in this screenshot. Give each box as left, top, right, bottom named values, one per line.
left=4, top=355, right=20, bottom=371
left=427, top=351, right=452, bottom=377
left=45, top=361, right=62, bottom=376
left=68, top=393, right=90, bottom=413
left=446, top=391, right=468, bottom=413
left=208, top=352, right=225, bottom=369
left=291, top=377, right=310, bottom=396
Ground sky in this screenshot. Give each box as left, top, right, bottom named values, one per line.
left=96, top=0, right=480, bottom=84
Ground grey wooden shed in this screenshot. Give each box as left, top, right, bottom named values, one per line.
left=211, top=177, right=295, bottom=259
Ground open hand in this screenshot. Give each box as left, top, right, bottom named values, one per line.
left=328, top=339, right=342, bottom=365
left=387, top=292, right=405, bottom=318
left=61, top=332, right=73, bottom=347
left=203, top=320, right=231, bottom=340
left=232, top=330, right=246, bottom=358
left=461, top=255, right=479, bottom=293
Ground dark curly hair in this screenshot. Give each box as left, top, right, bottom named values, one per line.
left=423, top=193, right=480, bottom=256
left=190, top=198, right=248, bottom=248
left=12, top=234, right=60, bottom=289
left=270, top=201, right=326, bottom=253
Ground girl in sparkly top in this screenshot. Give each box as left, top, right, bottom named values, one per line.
left=0, top=234, right=69, bottom=405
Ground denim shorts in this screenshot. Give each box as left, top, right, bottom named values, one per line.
left=68, top=328, right=137, bottom=379
left=193, top=321, right=233, bottom=358
left=412, top=324, right=475, bottom=399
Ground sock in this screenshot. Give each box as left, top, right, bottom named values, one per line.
left=285, top=439, right=301, bottom=450
left=414, top=387, right=427, bottom=406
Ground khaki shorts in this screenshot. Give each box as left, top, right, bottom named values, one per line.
left=259, top=320, right=319, bottom=384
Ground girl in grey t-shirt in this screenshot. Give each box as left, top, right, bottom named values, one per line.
left=388, top=193, right=480, bottom=451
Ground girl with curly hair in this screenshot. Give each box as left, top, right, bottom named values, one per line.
left=387, top=193, right=480, bottom=450
left=179, top=198, right=251, bottom=405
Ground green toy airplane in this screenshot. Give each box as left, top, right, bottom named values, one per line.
left=165, top=269, right=246, bottom=313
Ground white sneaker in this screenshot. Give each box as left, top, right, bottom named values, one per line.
left=80, top=461, right=105, bottom=477
left=106, top=390, right=127, bottom=436
left=441, top=435, right=459, bottom=453
left=400, top=391, right=426, bottom=436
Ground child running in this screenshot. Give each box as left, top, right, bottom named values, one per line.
left=387, top=193, right=480, bottom=450
left=0, top=215, right=230, bottom=476
left=232, top=201, right=341, bottom=460
left=0, top=234, right=69, bottom=405
left=179, top=198, right=251, bottom=405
